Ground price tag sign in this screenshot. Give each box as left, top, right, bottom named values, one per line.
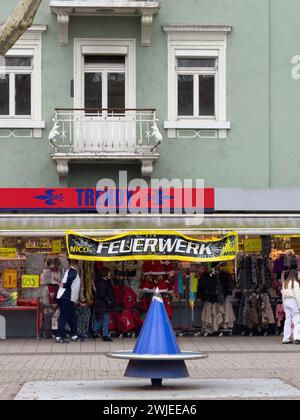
left=21, top=275, right=40, bottom=289
left=0, top=248, right=17, bottom=258
left=244, top=238, right=262, bottom=252
left=4, top=270, right=17, bottom=288
left=52, top=240, right=62, bottom=254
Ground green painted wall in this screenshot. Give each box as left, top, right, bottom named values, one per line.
left=0, top=0, right=298, bottom=188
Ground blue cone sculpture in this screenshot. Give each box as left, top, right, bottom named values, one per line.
left=133, top=293, right=181, bottom=355
left=106, top=288, right=208, bottom=387
left=125, top=292, right=189, bottom=385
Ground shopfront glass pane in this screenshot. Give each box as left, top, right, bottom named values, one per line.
left=85, top=72, right=102, bottom=110
left=178, top=75, right=194, bottom=116
left=108, top=73, right=125, bottom=110
left=199, top=75, right=215, bottom=116
left=0, top=74, right=9, bottom=115
left=15, top=74, right=31, bottom=115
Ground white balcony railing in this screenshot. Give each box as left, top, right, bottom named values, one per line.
left=49, top=108, right=162, bottom=155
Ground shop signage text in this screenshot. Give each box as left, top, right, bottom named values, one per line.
left=66, top=231, right=238, bottom=262
left=4, top=270, right=17, bottom=288
left=0, top=188, right=214, bottom=214
left=52, top=240, right=62, bottom=254
left=21, top=275, right=40, bottom=289
left=0, top=248, right=17, bottom=258
left=244, top=238, right=262, bottom=252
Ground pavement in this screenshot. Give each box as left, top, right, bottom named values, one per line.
left=1, top=336, right=300, bottom=400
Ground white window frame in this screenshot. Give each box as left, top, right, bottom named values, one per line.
left=0, top=56, right=33, bottom=118
left=163, top=25, right=231, bottom=139
left=0, top=25, right=46, bottom=138
left=74, top=38, right=136, bottom=109
left=84, top=60, right=126, bottom=109
left=176, top=56, right=217, bottom=119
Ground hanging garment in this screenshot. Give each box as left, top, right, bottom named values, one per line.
left=109, top=311, right=118, bottom=331
left=246, top=294, right=260, bottom=329
left=130, top=309, right=143, bottom=332
left=178, top=272, right=184, bottom=294
left=174, top=272, right=179, bottom=295
left=118, top=310, right=135, bottom=333
left=276, top=303, right=285, bottom=327
left=113, top=285, right=124, bottom=306
left=77, top=305, right=91, bottom=338
left=123, top=287, right=137, bottom=309
left=224, top=300, right=236, bottom=329
left=163, top=296, right=173, bottom=319
left=140, top=295, right=151, bottom=312
left=48, top=284, right=59, bottom=305
left=261, top=293, right=275, bottom=325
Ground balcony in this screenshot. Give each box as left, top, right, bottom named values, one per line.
left=49, top=0, right=161, bottom=46
left=49, top=108, right=162, bottom=185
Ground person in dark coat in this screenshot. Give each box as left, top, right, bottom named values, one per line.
left=94, top=267, right=116, bottom=342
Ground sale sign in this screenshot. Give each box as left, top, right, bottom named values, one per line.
left=4, top=270, right=17, bottom=288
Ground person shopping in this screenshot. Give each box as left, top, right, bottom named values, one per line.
left=55, top=259, right=81, bottom=343
left=282, top=269, right=300, bottom=345
left=94, top=267, right=116, bottom=342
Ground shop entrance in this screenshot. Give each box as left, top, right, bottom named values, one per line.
left=0, top=233, right=297, bottom=339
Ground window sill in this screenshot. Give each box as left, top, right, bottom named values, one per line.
left=164, top=120, right=230, bottom=139
left=0, top=120, right=45, bottom=129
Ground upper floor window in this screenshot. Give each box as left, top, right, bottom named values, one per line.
left=74, top=39, right=136, bottom=112
left=0, top=56, right=32, bottom=117
left=163, top=25, right=232, bottom=139
left=0, top=25, right=46, bottom=138
left=177, top=58, right=216, bottom=118
left=84, top=55, right=125, bottom=110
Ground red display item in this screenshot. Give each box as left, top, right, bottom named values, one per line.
left=140, top=295, right=151, bottom=312
left=163, top=297, right=173, bottom=319
left=117, top=309, right=135, bottom=333
left=141, top=261, right=166, bottom=275
left=161, top=260, right=175, bottom=275
left=151, top=261, right=166, bottom=275
left=48, top=284, right=58, bottom=305
left=139, top=275, right=146, bottom=290
left=165, top=277, right=174, bottom=291
left=123, top=287, right=137, bottom=309
left=142, top=277, right=154, bottom=291
left=95, top=261, right=104, bottom=272
left=141, top=261, right=152, bottom=275
left=113, top=285, right=124, bottom=305
left=158, top=278, right=169, bottom=292
left=109, top=311, right=118, bottom=331
left=130, top=309, right=143, bottom=331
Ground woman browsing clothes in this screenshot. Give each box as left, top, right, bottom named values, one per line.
left=282, top=269, right=300, bottom=345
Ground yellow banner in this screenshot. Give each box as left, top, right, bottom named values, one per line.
left=4, top=270, right=17, bottom=288
left=66, top=230, right=238, bottom=262
left=0, top=248, right=17, bottom=258
left=21, top=275, right=40, bottom=289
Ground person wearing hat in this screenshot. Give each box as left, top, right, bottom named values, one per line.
left=55, top=259, right=81, bottom=343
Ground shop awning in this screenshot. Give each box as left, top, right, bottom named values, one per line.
left=1, top=213, right=300, bottom=236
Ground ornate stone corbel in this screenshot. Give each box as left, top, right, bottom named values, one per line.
left=141, top=159, right=154, bottom=178
left=57, top=12, right=69, bottom=46
left=141, top=14, right=153, bottom=47
left=56, top=159, right=69, bottom=187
